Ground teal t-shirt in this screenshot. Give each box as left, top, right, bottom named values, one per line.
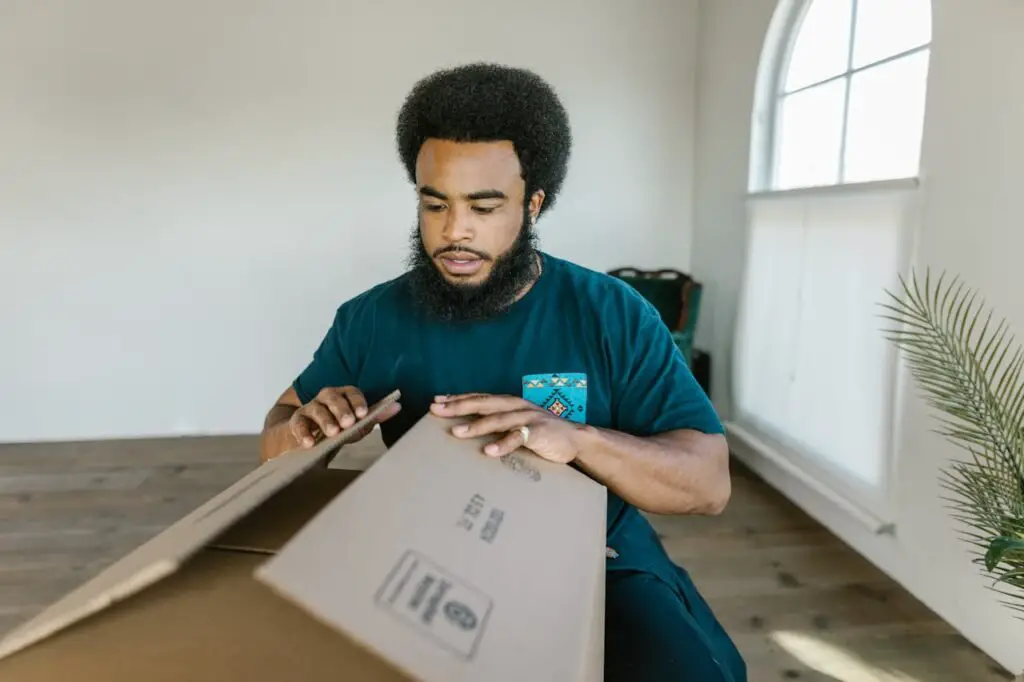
left=292, top=253, right=724, bottom=574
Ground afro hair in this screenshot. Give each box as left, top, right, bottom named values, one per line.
left=395, top=62, right=572, bottom=216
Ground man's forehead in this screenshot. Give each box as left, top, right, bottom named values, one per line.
left=415, top=139, right=523, bottom=186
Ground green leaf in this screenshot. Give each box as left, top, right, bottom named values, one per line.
left=985, top=536, right=1024, bottom=572
left=993, top=568, right=1024, bottom=587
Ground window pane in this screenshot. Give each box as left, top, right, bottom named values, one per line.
left=736, top=190, right=909, bottom=498
left=852, top=0, right=931, bottom=68
left=787, top=196, right=901, bottom=488
left=733, top=204, right=805, bottom=435
left=775, top=80, right=846, bottom=190
left=784, top=0, right=853, bottom=92
left=843, top=50, right=929, bottom=183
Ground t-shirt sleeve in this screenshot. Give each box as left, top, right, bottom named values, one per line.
left=292, top=305, right=360, bottom=405
left=612, top=291, right=724, bottom=437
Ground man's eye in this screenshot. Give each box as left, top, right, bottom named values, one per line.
left=472, top=206, right=498, bottom=215
left=424, top=203, right=446, bottom=212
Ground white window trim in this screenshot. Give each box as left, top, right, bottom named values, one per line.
left=747, top=176, right=919, bottom=202
left=750, top=0, right=805, bottom=192
left=750, top=0, right=930, bottom=193
left=726, top=421, right=897, bottom=536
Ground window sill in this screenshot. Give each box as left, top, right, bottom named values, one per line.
left=748, top=176, right=920, bottom=202
left=725, top=420, right=896, bottom=537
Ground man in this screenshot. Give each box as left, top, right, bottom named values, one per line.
left=260, top=62, right=746, bottom=682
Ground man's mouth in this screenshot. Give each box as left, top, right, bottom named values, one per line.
left=438, top=252, right=486, bottom=276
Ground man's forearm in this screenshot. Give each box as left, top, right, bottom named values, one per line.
left=572, top=426, right=731, bottom=516
left=259, top=403, right=300, bottom=462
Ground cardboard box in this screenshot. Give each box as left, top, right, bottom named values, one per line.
left=0, top=393, right=607, bottom=682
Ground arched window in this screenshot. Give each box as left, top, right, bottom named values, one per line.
left=754, top=0, right=932, bottom=191
left=731, top=0, right=932, bottom=528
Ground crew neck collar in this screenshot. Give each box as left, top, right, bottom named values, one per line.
left=502, top=250, right=551, bottom=315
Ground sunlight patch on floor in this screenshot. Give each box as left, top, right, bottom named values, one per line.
left=770, top=630, right=921, bottom=682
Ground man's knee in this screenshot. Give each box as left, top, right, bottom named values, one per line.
left=604, top=571, right=744, bottom=682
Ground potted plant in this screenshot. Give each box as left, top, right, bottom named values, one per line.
left=882, top=271, right=1024, bottom=679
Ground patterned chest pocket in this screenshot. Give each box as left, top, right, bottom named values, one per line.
left=522, top=373, right=588, bottom=424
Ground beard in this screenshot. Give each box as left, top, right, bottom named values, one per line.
left=406, top=211, right=540, bottom=323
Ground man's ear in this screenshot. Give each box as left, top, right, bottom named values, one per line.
left=528, top=190, right=546, bottom=223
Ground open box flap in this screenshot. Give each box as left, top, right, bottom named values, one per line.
left=0, top=550, right=412, bottom=682
left=256, top=413, right=607, bottom=682
left=207, top=467, right=364, bottom=554
left=0, top=390, right=400, bottom=661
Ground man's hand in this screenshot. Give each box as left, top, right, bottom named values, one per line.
left=429, top=393, right=582, bottom=463
left=429, top=391, right=731, bottom=516
left=290, top=386, right=401, bottom=448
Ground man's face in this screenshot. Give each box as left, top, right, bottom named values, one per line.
left=415, top=138, right=539, bottom=285
left=406, top=138, right=545, bottom=322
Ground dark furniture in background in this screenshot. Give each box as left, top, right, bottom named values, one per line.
left=691, top=348, right=711, bottom=399
left=607, top=267, right=710, bottom=398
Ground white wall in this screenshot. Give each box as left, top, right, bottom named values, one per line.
left=692, top=0, right=778, bottom=418
left=695, top=0, right=1024, bottom=673
left=0, top=0, right=699, bottom=442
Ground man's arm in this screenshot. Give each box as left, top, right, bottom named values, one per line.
left=261, top=298, right=387, bottom=463
left=259, top=385, right=398, bottom=463
left=572, top=424, right=731, bottom=516
left=592, top=285, right=732, bottom=515
left=432, top=394, right=730, bottom=516
left=259, top=387, right=303, bottom=462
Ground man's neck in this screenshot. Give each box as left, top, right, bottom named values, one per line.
left=512, top=251, right=544, bottom=303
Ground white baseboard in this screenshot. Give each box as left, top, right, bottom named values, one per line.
left=725, top=422, right=895, bottom=535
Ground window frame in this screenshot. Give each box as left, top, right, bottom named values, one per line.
left=751, top=0, right=931, bottom=193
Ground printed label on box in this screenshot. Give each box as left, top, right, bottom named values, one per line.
left=455, top=493, right=506, bottom=545
left=498, top=452, right=541, bottom=482
left=375, top=550, right=493, bottom=660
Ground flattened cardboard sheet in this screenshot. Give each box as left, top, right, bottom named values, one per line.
left=0, top=390, right=400, bottom=661
left=327, top=427, right=388, bottom=471
left=256, top=413, right=607, bottom=682
left=0, top=550, right=411, bottom=682
left=581, top=539, right=606, bottom=681
left=208, top=467, right=362, bottom=554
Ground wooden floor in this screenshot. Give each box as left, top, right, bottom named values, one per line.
left=0, top=432, right=1013, bottom=681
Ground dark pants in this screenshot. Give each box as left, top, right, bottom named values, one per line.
left=604, top=568, right=747, bottom=682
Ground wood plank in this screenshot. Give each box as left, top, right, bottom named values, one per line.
left=710, top=581, right=940, bottom=635
left=133, top=462, right=256, bottom=492
left=0, top=435, right=257, bottom=467
left=0, top=525, right=170, bottom=555
left=0, top=471, right=150, bottom=494
left=658, top=526, right=839, bottom=560
left=0, top=486, right=236, bottom=518
left=740, top=631, right=1012, bottom=682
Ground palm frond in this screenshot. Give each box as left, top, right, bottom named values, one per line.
left=881, top=269, right=1024, bottom=616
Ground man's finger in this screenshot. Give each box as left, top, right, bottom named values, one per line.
left=341, top=386, right=369, bottom=419
left=376, top=402, right=402, bottom=423
left=451, top=410, right=536, bottom=439
left=482, top=430, right=527, bottom=458
left=319, top=391, right=357, bottom=430
left=290, top=414, right=317, bottom=448
left=354, top=402, right=402, bottom=439
left=431, top=395, right=529, bottom=417
left=322, top=401, right=401, bottom=448
left=303, top=402, right=340, bottom=437
left=433, top=392, right=488, bottom=404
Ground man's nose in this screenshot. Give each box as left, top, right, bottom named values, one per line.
left=441, top=205, right=474, bottom=243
